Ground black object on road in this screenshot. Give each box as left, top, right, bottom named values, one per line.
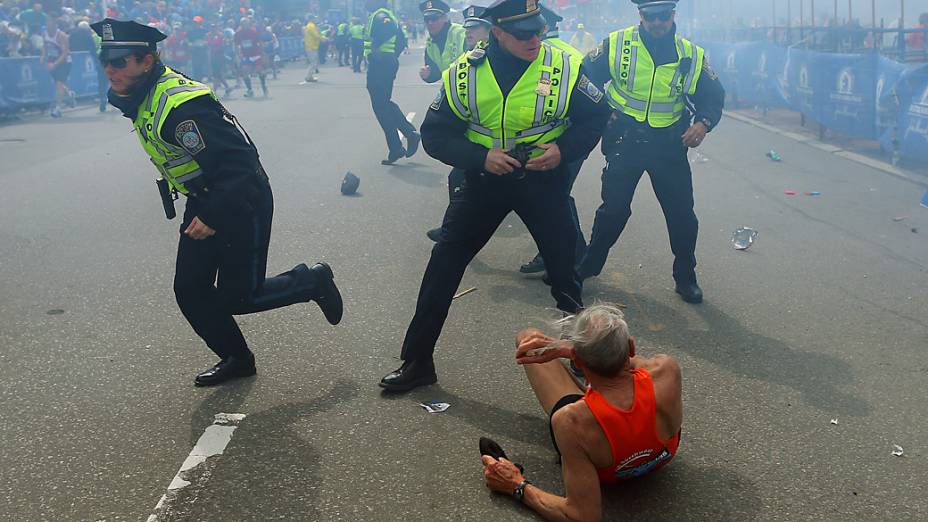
left=341, top=171, right=360, bottom=195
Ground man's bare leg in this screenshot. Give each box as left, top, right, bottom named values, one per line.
left=523, top=360, right=584, bottom=416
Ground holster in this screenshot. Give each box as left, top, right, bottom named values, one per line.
left=155, top=177, right=177, bottom=220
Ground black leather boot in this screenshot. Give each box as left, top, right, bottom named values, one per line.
left=675, top=280, right=703, bottom=304
left=379, top=358, right=437, bottom=392
left=308, top=263, right=343, bottom=325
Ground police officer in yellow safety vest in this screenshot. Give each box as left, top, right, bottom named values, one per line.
left=419, top=0, right=466, bottom=83
left=364, top=0, right=420, bottom=165
left=518, top=3, right=590, bottom=276
left=577, top=0, right=724, bottom=304
left=349, top=17, right=365, bottom=73
left=379, top=0, right=611, bottom=392
left=91, top=19, right=343, bottom=387
left=424, top=3, right=492, bottom=243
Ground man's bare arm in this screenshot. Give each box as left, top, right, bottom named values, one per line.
left=521, top=410, right=602, bottom=522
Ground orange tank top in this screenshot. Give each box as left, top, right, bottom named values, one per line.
left=582, top=368, right=680, bottom=484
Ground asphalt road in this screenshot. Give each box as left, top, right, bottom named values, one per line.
left=1, top=51, right=926, bottom=522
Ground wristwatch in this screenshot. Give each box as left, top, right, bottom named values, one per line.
left=698, top=117, right=713, bottom=131
left=513, top=479, right=532, bottom=502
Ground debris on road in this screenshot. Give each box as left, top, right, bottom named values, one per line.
left=731, top=227, right=758, bottom=250
left=830, top=418, right=839, bottom=425
left=766, top=150, right=782, bottom=162
left=419, top=400, right=450, bottom=414
left=892, top=216, right=907, bottom=222
left=453, top=287, right=478, bottom=299
left=46, top=309, right=64, bottom=315
left=340, top=172, right=360, bottom=195
left=784, top=190, right=797, bottom=196
left=891, top=444, right=904, bottom=457
left=922, top=190, right=928, bottom=208
left=804, top=191, right=821, bottom=196
left=689, top=151, right=709, bottom=164
left=912, top=228, right=919, bottom=234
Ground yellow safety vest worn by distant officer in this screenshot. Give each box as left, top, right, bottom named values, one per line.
left=442, top=42, right=581, bottom=156
left=426, top=23, right=466, bottom=71
left=134, top=67, right=214, bottom=195
left=544, top=33, right=584, bottom=61
left=364, top=7, right=397, bottom=56
left=607, top=25, right=704, bottom=128
left=350, top=23, right=364, bottom=39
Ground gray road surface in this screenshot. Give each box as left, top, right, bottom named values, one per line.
left=1, top=52, right=926, bottom=521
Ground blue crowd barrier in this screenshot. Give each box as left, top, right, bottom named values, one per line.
left=700, top=40, right=928, bottom=160
left=0, top=51, right=101, bottom=111
left=277, top=36, right=304, bottom=61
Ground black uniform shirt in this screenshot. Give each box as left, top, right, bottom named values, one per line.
left=422, top=38, right=611, bottom=174
left=370, top=10, right=405, bottom=56
left=422, top=22, right=450, bottom=83
left=584, top=23, right=725, bottom=132
left=160, top=96, right=260, bottom=230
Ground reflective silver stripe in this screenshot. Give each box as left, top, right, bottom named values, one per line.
left=649, top=101, right=678, bottom=113
left=627, top=45, right=637, bottom=91
left=613, top=86, right=648, bottom=110
left=165, top=85, right=210, bottom=97
left=534, top=47, right=553, bottom=125
left=631, top=28, right=638, bottom=42
left=682, top=45, right=698, bottom=94
left=466, top=62, right=479, bottom=122
left=555, top=53, right=571, bottom=119
left=164, top=154, right=196, bottom=169
left=467, top=122, right=495, bottom=136
left=449, top=63, right=469, bottom=117
left=515, top=119, right=567, bottom=138
left=175, top=169, right=204, bottom=184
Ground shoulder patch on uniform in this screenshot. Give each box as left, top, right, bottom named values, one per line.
left=702, top=58, right=718, bottom=81
left=175, top=120, right=206, bottom=155
left=430, top=89, right=445, bottom=111
left=587, top=43, right=604, bottom=63
left=577, top=74, right=603, bottom=103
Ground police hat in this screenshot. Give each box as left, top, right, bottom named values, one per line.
left=483, top=0, right=546, bottom=32
left=632, top=0, right=678, bottom=14
left=463, top=5, right=491, bottom=28
left=420, top=0, right=450, bottom=17
left=90, top=18, right=166, bottom=60
left=538, top=4, right=563, bottom=26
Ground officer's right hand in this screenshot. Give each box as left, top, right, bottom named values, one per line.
left=419, top=65, right=431, bottom=80
left=484, top=148, right=522, bottom=176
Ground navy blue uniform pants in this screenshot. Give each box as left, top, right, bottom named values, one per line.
left=366, top=52, right=416, bottom=156
left=580, top=143, right=698, bottom=283
left=400, top=172, right=584, bottom=362
left=174, top=176, right=323, bottom=360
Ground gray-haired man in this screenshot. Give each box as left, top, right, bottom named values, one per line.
left=480, top=304, right=683, bottom=522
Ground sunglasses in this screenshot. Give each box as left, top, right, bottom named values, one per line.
left=99, top=55, right=131, bottom=69
left=424, top=15, right=443, bottom=22
left=505, top=27, right=544, bottom=41
left=643, top=10, right=674, bottom=22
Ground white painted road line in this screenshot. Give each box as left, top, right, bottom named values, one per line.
left=146, top=413, right=246, bottom=522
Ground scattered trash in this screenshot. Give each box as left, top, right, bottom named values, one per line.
left=912, top=228, right=919, bottom=234
left=638, top=264, right=643, bottom=269
left=731, top=227, right=758, bottom=250
left=892, top=216, right=907, bottom=222
left=891, top=444, right=904, bottom=457
left=784, top=190, right=797, bottom=196
left=419, top=400, right=450, bottom=414
left=46, top=309, right=64, bottom=315
left=689, top=151, right=709, bottom=164
left=804, top=191, right=821, bottom=196
left=340, top=172, right=360, bottom=195
left=766, top=150, right=781, bottom=162
left=830, top=418, right=839, bottom=425
left=453, top=287, right=478, bottom=299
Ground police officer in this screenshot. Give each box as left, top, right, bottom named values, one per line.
left=349, top=17, right=365, bottom=73
left=424, top=4, right=491, bottom=243
left=379, top=0, right=611, bottom=392
left=364, top=0, right=420, bottom=165
left=419, top=0, right=466, bottom=84
left=336, top=20, right=350, bottom=66
left=518, top=3, right=589, bottom=276
left=91, top=19, right=344, bottom=386
left=577, top=0, right=724, bottom=303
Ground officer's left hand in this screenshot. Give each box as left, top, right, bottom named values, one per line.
left=524, top=143, right=561, bottom=171
left=682, top=122, right=708, bottom=148
left=184, top=216, right=216, bottom=240
left=418, top=65, right=431, bottom=80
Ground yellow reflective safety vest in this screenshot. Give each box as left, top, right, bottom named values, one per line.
left=350, top=23, right=364, bottom=39
left=443, top=43, right=581, bottom=155
left=607, top=26, right=704, bottom=128
left=425, top=23, right=466, bottom=71
left=364, top=7, right=397, bottom=56
left=133, top=67, right=214, bottom=195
